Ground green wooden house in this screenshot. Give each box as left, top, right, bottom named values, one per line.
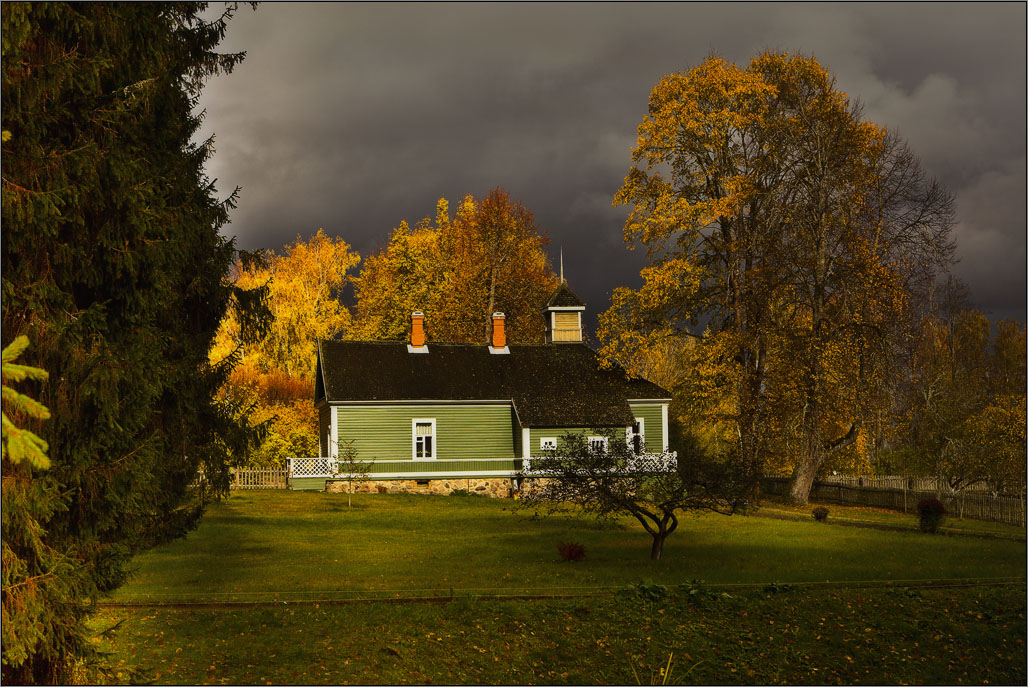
left=292, top=282, right=672, bottom=494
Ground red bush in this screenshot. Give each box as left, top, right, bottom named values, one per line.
left=557, top=542, right=586, bottom=562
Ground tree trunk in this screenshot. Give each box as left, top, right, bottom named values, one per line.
left=650, top=531, right=666, bottom=560
left=787, top=391, right=823, bottom=504
left=786, top=456, right=819, bottom=504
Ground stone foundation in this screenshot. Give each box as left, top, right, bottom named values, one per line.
left=325, top=477, right=517, bottom=498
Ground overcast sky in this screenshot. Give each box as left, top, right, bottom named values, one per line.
left=197, top=2, right=1026, bottom=330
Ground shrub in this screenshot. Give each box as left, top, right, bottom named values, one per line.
left=678, top=579, right=732, bottom=604
left=812, top=506, right=829, bottom=522
left=616, top=581, right=669, bottom=602
left=917, top=497, right=947, bottom=533
left=557, top=541, right=587, bottom=562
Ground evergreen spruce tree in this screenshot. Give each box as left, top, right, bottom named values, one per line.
left=1, top=3, right=267, bottom=682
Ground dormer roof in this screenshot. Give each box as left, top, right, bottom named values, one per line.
left=544, top=281, right=585, bottom=309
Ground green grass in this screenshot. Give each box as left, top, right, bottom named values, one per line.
left=757, top=499, right=1026, bottom=539
left=95, top=585, right=1025, bottom=685
left=94, top=490, right=1026, bottom=685
left=113, top=491, right=1026, bottom=604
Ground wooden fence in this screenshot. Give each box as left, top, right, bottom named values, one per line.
left=816, top=474, right=1004, bottom=494
left=761, top=477, right=1026, bottom=528
left=230, top=468, right=288, bottom=490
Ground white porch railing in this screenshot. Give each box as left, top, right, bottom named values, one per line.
left=287, top=452, right=679, bottom=480
left=287, top=457, right=337, bottom=478
left=523, top=451, right=678, bottom=474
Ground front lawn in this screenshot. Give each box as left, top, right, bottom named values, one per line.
left=112, top=491, right=1026, bottom=604
left=94, top=490, right=1026, bottom=685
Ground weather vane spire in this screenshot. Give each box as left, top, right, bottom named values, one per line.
left=560, top=247, right=564, bottom=284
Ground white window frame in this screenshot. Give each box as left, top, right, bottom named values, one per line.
left=626, top=417, right=645, bottom=454
left=412, top=418, right=437, bottom=460
left=587, top=436, right=608, bottom=454
left=539, top=437, right=557, bottom=452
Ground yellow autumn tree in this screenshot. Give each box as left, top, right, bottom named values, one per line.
left=213, top=229, right=360, bottom=380
left=600, top=51, right=955, bottom=502
left=211, top=230, right=359, bottom=466
left=353, top=189, right=558, bottom=343
left=351, top=215, right=445, bottom=341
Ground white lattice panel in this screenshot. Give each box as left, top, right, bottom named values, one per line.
left=288, top=457, right=336, bottom=478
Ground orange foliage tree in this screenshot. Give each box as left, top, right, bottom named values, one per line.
left=599, top=52, right=955, bottom=502
left=353, top=189, right=558, bottom=343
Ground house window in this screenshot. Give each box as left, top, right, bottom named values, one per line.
left=413, top=419, right=436, bottom=460
left=627, top=418, right=645, bottom=454
left=587, top=436, right=608, bottom=454
left=539, top=437, right=557, bottom=452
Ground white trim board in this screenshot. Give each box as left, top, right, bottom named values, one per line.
left=661, top=404, right=669, bottom=451
left=328, top=400, right=512, bottom=406
left=333, top=470, right=520, bottom=479
left=330, top=406, right=338, bottom=460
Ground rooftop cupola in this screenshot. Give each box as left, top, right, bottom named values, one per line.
left=542, top=258, right=585, bottom=343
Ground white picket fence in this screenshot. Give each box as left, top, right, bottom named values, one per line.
left=191, top=467, right=289, bottom=490
left=230, top=468, right=288, bottom=490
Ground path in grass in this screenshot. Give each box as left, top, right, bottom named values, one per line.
left=94, top=585, right=1026, bottom=685
left=113, top=491, right=1027, bottom=604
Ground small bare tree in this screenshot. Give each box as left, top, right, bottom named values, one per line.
left=521, top=430, right=755, bottom=560
left=334, top=440, right=371, bottom=508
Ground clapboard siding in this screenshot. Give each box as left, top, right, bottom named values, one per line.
left=527, top=426, right=622, bottom=455
left=335, top=404, right=515, bottom=462
left=526, top=407, right=665, bottom=456
left=629, top=403, right=664, bottom=453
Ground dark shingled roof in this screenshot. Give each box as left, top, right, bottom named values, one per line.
left=544, top=282, right=585, bottom=308
left=316, top=341, right=671, bottom=427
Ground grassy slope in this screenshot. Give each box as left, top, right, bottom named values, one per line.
left=113, top=491, right=1026, bottom=603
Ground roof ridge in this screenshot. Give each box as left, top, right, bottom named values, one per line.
left=320, top=339, right=591, bottom=348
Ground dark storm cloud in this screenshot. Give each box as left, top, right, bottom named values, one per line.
left=198, top=2, right=1026, bottom=326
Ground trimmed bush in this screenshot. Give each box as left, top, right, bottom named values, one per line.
left=812, top=506, right=829, bottom=522
left=557, top=541, right=587, bottom=562
left=917, top=497, right=947, bottom=533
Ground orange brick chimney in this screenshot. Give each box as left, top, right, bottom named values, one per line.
left=409, top=311, right=428, bottom=352
left=489, top=312, right=509, bottom=354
